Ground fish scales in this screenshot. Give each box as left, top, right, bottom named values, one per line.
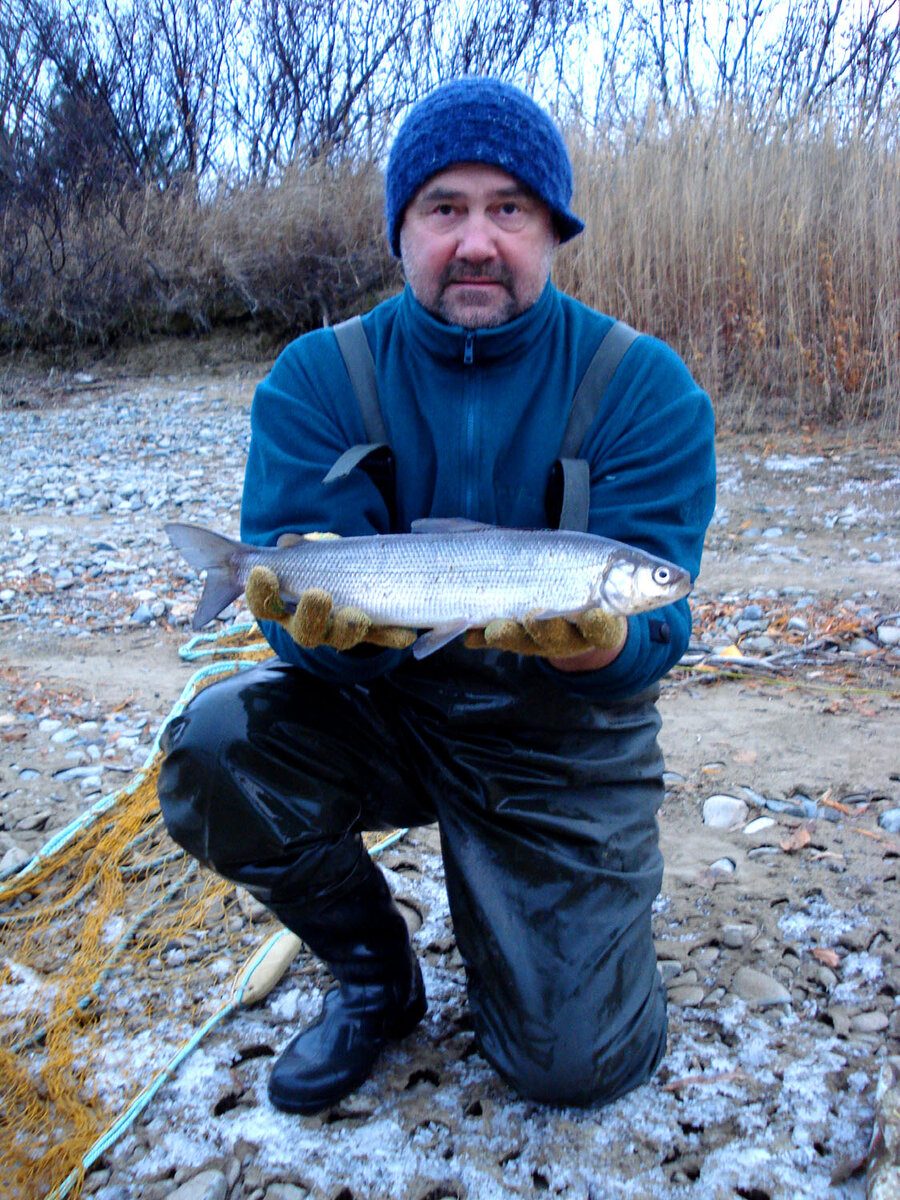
left=164, top=519, right=691, bottom=655
left=241, top=529, right=617, bottom=628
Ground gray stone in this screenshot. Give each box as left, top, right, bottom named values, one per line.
left=732, top=966, right=792, bottom=1008
left=850, top=1010, right=889, bottom=1034
left=702, top=795, right=749, bottom=829
left=163, top=1170, right=228, bottom=1200
left=849, top=637, right=879, bottom=654
left=709, top=857, right=736, bottom=874
left=16, top=809, right=52, bottom=830
left=741, top=604, right=766, bottom=620
left=0, top=845, right=30, bottom=876
left=878, top=809, right=900, bottom=835
left=266, top=1186, right=309, bottom=1200
left=742, top=634, right=776, bottom=652
left=721, top=922, right=758, bottom=949
left=692, top=945, right=720, bottom=967
left=667, top=985, right=706, bottom=1007
left=658, top=960, right=682, bottom=984
left=876, top=624, right=900, bottom=646
left=814, top=966, right=838, bottom=990
left=737, top=618, right=765, bottom=634
left=743, top=816, right=776, bottom=835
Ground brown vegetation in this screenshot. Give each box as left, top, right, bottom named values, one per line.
left=558, top=107, right=900, bottom=429
left=1, top=0, right=898, bottom=430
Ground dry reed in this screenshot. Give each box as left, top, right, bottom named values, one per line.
left=2, top=104, right=897, bottom=430
left=557, top=104, right=900, bottom=430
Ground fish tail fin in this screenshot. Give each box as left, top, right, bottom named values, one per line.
left=164, top=522, right=245, bottom=630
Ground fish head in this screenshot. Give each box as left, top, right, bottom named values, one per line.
left=597, top=554, right=691, bottom=615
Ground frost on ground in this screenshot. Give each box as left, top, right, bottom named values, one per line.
left=93, top=838, right=877, bottom=1200
left=2, top=367, right=899, bottom=1200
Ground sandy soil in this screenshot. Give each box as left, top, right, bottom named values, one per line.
left=1, top=353, right=899, bottom=1200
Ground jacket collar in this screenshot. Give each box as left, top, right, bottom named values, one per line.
left=397, top=281, right=558, bottom=364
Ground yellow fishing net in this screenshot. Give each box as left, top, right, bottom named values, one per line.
left=0, top=627, right=399, bottom=1200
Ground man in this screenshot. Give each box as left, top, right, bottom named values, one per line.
left=158, top=77, right=716, bottom=1116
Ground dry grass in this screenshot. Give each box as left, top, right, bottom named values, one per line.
left=556, top=105, right=900, bottom=430
left=2, top=104, right=898, bottom=430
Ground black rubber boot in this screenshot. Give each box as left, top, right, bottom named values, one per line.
left=265, top=852, right=427, bottom=1115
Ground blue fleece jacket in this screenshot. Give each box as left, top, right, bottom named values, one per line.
left=241, top=282, right=716, bottom=702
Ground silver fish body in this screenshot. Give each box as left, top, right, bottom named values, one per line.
left=165, top=518, right=691, bottom=656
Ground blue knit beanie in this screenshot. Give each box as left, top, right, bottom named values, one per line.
left=385, top=77, right=584, bottom=257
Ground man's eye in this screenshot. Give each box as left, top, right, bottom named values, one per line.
left=433, top=204, right=456, bottom=216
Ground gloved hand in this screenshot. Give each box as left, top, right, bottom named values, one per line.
left=464, top=608, right=627, bottom=658
left=244, top=532, right=416, bottom=652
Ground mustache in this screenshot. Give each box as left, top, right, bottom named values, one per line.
left=440, top=262, right=514, bottom=289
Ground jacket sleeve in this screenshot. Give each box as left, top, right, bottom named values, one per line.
left=539, top=334, right=716, bottom=703
left=240, top=329, right=412, bottom=683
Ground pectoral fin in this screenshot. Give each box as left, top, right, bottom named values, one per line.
left=412, top=621, right=470, bottom=658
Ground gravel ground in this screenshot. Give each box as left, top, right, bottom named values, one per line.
left=1, top=356, right=899, bottom=1200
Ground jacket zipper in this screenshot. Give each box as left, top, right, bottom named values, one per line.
left=463, top=332, right=476, bottom=515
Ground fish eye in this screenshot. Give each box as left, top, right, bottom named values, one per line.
left=652, top=566, right=672, bottom=586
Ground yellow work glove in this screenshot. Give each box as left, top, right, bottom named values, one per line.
left=464, top=609, right=627, bottom=658
left=244, top=532, right=416, bottom=652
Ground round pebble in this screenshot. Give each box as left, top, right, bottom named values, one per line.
left=266, top=1186, right=310, bottom=1200
left=743, top=816, right=776, bottom=835
left=163, top=1169, right=228, bottom=1200
left=721, top=922, right=757, bottom=949
left=709, top=857, right=737, bottom=874
left=732, top=966, right=792, bottom=1008
left=702, top=795, right=749, bottom=829
left=667, top=985, right=706, bottom=1007
left=850, top=637, right=879, bottom=654
left=878, top=809, right=900, bottom=835
left=850, top=1010, right=889, bottom=1034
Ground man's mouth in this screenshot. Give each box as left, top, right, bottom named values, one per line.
left=444, top=276, right=510, bottom=293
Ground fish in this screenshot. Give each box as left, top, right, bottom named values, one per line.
left=164, top=517, right=692, bottom=658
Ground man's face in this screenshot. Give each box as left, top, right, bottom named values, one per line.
left=399, top=163, right=559, bottom=329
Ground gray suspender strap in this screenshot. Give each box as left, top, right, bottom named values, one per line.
left=560, top=319, right=638, bottom=458
left=332, top=315, right=387, bottom=443
left=549, top=458, right=591, bottom=533
left=324, top=315, right=398, bottom=528
left=324, top=315, right=390, bottom=485
left=550, top=319, right=639, bottom=531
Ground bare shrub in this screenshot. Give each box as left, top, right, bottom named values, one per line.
left=0, top=157, right=398, bottom=344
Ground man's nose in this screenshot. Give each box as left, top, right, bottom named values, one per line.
left=453, top=212, right=498, bottom=261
